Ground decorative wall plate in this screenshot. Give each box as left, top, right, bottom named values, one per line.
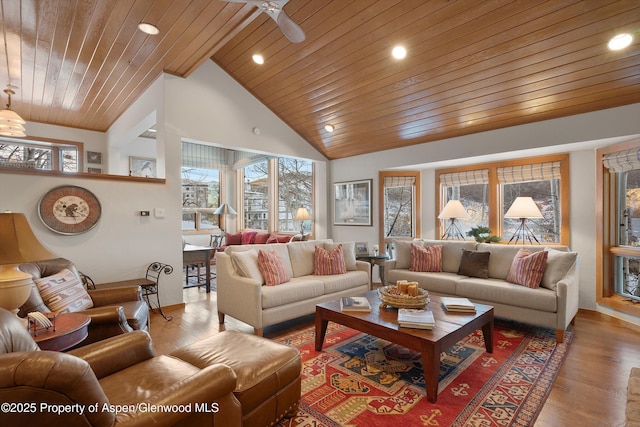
left=38, top=185, right=101, bottom=235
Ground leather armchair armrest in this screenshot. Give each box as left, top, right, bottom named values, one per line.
left=117, top=364, right=238, bottom=426
left=88, top=286, right=142, bottom=305
left=77, top=305, right=130, bottom=327
left=68, top=330, right=155, bottom=379
left=0, top=351, right=115, bottom=427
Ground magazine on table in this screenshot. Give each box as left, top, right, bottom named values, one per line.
left=398, top=308, right=435, bottom=329
left=440, top=297, right=476, bottom=312
left=340, top=296, right=371, bottom=312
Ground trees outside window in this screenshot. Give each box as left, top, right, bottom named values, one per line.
left=379, top=171, right=421, bottom=254
left=0, top=138, right=79, bottom=172
left=278, top=158, right=313, bottom=233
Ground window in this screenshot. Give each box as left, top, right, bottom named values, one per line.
left=237, top=153, right=314, bottom=234
left=181, top=142, right=224, bottom=232
left=598, top=141, right=640, bottom=315
left=278, top=158, right=313, bottom=233
left=379, top=171, right=421, bottom=252
left=436, top=154, right=569, bottom=245
left=0, top=137, right=79, bottom=172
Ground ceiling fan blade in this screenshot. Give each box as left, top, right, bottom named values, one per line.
left=276, top=10, right=305, bottom=43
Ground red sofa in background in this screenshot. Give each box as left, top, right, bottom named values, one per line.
left=219, top=230, right=293, bottom=252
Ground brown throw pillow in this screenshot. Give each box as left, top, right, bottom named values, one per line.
left=457, top=249, right=490, bottom=279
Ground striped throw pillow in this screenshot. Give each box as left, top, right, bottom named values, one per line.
left=410, top=243, right=443, bottom=272
left=314, top=244, right=347, bottom=275
left=506, top=248, right=548, bottom=288
left=34, top=269, right=94, bottom=313
left=257, top=250, right=290, bottom=286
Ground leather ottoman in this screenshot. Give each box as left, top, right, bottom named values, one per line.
left=171, top=330, right=301, bottom=427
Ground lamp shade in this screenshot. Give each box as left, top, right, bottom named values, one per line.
left=294, top=206, right=310, bottom=221
left=214, top=204, right=237, bottom=215
left=0, top=213, right=53, bottom=263
left=504, top=197, right=543, bottom=219
left=438, top=200, right=470, bottom=219
left=0, top=213, right=53, bottom=312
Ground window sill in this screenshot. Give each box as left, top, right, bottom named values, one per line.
left=0, top=167, right=165, bottom=183
left=598, top=295, right=640, bottom=318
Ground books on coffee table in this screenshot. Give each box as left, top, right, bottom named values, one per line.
left=440, top=297, right=476, bottom=313
left=397, top=308, right=435, bottom=329
left=340, top=296, right=371, bottom=312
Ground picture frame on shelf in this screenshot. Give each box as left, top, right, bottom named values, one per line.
left=355, top=242, right=369, bottom=256
left=86, top=151, right=102, bottom=164
left=129, top=156, right=156, bottom=178
left=87, top=167, right=102, bottom=174
left=333, top=179, right=372, bottom=226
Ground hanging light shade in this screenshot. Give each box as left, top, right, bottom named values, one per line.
left=0, top=86, right=26, bottom=137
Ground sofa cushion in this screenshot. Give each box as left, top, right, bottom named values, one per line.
left=226, top=232, right=242, bottom=245
left=316, top=271, right=369, bottom=294
left=410, top=243, right=442, bottom=272
left=261, top=277, right=325, bottom=309
left=241, top=231, right=258, bottom=245
left=34, top=268, right=94, bottom=313
left=542, top=247, right=577, bottom=290
left=457, top=249, right=490, bottom=279
left=324, top=241, right=357, bottom=270
left=456, top=277, right=557, bottom=313
left=314, top=244, right=347, bottom=275
left=393, top=239, right=422, bottom=269
left=258, top=250, right=290, bottom=286
left=267, top=234, right=291, bottom=244
left=386, top=269, right=460, bottom=295
left=287, top=241, right=320, bottom=277
left=476, top=243, right=546, bottom=280
left=506, top=248, right=548, bottom=289
left=230, top=249, right=264, bottom=284
left=421, top=240, right=478, bottom=273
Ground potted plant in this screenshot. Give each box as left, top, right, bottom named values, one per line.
left=467, top=226, right=501, bottom=243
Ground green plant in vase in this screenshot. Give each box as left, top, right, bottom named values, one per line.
left=467, top=226, right=501, bottom=243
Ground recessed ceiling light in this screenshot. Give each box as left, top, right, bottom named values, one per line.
left=324, top=124, right=335, bottom=132
left=392, top=45, right=407, bottom=59
left=608, top=33, right=633, bottom=50
left=138, top=22, right=159, bottom=35
left=252, top=54, right=264, bottom=64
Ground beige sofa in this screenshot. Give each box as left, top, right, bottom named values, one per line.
left=384, top=240, right=579, bottom=342
left=217, top=240, right=370, bottom=335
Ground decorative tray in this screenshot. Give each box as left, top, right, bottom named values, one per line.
left=378, top=285, right=430, bottom=309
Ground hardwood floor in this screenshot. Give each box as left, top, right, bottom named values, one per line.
left=150, top=287, right=640, bottom=426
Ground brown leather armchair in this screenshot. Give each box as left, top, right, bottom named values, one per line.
left=0, top=308, right=241, bottom=426
left=18, top=258, right=149, bottom=345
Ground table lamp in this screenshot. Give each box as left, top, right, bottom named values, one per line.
left=294, top=206, right=310, bottom=236
left=214, top=203, right=237, bottom=233
left=438, top=200, right=470, bottom=240
left=504, top=197, right=544, bottom=244
left=0, top=212, right=53, bottom=314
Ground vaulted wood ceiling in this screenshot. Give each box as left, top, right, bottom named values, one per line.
left=1, top=0, right=639, bottom=160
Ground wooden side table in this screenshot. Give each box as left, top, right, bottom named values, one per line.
left=32, top=313, right=91, bottom=351
left=356, top=254, right=390, bottom=287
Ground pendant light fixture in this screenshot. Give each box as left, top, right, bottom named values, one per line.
left=0, top=85, right=26, bottom=137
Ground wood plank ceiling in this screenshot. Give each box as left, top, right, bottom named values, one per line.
left=1, top=0, right=639, bottom=160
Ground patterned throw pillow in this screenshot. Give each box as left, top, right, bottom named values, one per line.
left=34, top=269, right=94, bottom=313
left=314, top=244, right=347, bottom=275
left=410, top=243, right=443, bottom=272
left=257, top=250, right=290, bottom=286
left=506, top=248, right=549, bottom=288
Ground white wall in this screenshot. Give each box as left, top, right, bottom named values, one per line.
left=329, top=103, right=640, bottom=324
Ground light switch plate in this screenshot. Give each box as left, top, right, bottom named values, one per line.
left=154, top=207, right=166, bottom=218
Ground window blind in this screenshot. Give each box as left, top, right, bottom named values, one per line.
left=232, top=151, right=273, bottom=170
left=182, top=142, right=227, bottom=170
left=439, top=169, right=488, bottom=186
left=383, top=176, right=416, bottom=187
left=602, top=149, right=640, bottom=173
left=497, top=161, right=561, bottom=183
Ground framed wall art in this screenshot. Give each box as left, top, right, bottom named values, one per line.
left=333, top=179, right=372, bottom=226
left=86, top=151, right=102, bottom=164
left=129, top=156, right=156, bottom=177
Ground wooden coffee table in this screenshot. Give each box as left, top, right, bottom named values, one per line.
left=315, top=290, right=494, bottom=403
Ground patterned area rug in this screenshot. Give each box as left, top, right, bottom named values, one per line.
left=275, top=320, right=573, bottom=427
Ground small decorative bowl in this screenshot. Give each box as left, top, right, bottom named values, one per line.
left=378, top=285, right=430, bottom=309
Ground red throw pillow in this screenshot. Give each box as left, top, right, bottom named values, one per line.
left=257, top=250, right=290, bottom=286
left=241, top=231, right=258, bottom=245
left=506, top=248, right=548, bottom=288
left=254, top=232, right=270, bottom=244
left=314, top=244, right=347, bottom=275
left=409, top=243, right=443, bottom=272
left=225, top=232, right=242, bottom=245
